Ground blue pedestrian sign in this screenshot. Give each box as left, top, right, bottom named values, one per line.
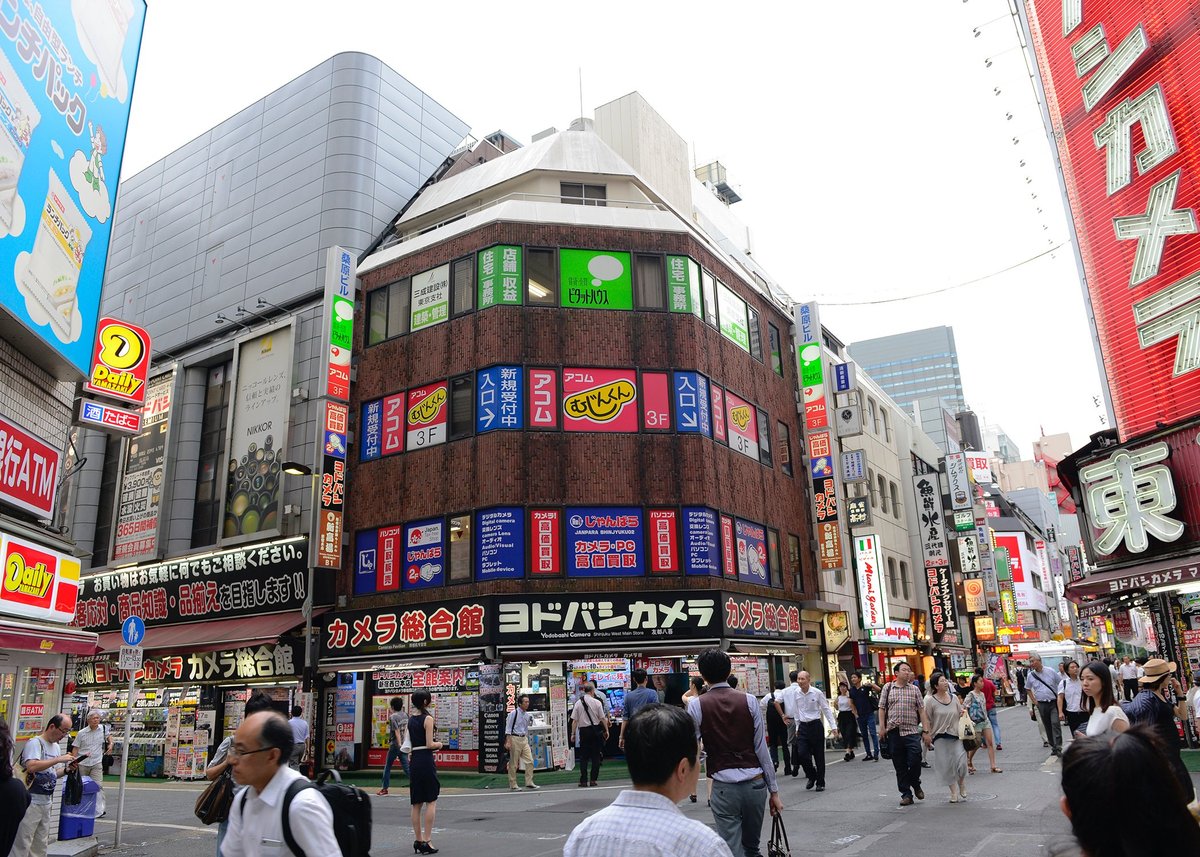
left=121, top=616, right=145, bottom=647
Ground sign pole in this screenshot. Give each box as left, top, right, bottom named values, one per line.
left=114, top=615, right=144, bottom=847
left=114, top=668, right=134, bottom=847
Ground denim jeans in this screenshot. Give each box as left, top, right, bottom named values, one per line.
left=857, top=711, right=879, bottom=758
left=987, top=707, right=1001, bottom=746
left=381, top=744, right=409, bottom=789
left=709, top=777, right=769, bottom=857
left=887, top=731, right=923, bottom=799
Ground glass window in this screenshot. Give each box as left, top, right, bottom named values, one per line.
left=634, top=254, right=666, bottom=310
left=889, top=481, right=900, bottom=518
left=193, top=362, right=231, bottom=548
left=367, top=286, right=388, bottom=345
left=90, top=433, right=125, bottom=567
left=900, top=561, right=911, bottom=600
left=878, top=474, right=888, bottom=514
left=882, top=408, right=891, bottom=442
left=768, top=323, right=783, bottom=375
left=451, top=256, right=474, bottom=317
left=386, top=278, right=411, bottom=338
left=868, top=469, right=878, bottom=506
left=560, top=182, right=607, bottom=206
left=767, top=529, right=782, bottom=588
left=747, top=307, right=763, bottom=361
left=887, top=557, right=898, bottom=593
left=776, top=422, right=792, bottom=477
left=449, top=514, right=471, bottom=582
left=756, top=408, right=771, bottom=467
left=449, top=374, right=473, bottom=440
left=526, top=248, right=556, bottom=306
left=788, top=534, right=802, bottom=593
left=867, top=398, right=878, bottom=434
left=701, top=269, right=718, bottom=327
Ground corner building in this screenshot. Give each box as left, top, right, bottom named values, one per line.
left=332, top=100, right=820, bottom=774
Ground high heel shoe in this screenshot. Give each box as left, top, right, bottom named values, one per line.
left=418, top=842, right=439, bottom=854
left=413, top=842, right=423, bottom=854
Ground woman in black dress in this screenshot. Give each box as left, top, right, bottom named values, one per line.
left=408, top=690, right=442, bottom=854
left=0, top=715, right=30, bottom=855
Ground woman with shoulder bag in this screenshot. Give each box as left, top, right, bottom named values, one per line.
left=965, top=675, right=1000, bottom=775
left=923, top=672, right=968, bottom=803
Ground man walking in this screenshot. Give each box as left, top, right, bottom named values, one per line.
left=13, top=714, right=80, bottom=857
left=73, top=710, right=112, bottom=816
left=619, top=668, right=660, bottom=751
left=849, top=673, right=881, bottom=761
left=1025, top=653, right=1064, bottom=756
left=505, top=694, right=540, bottom=791
left=878, top=664, right=930, bottom=807
left=778, top=670, right=802, bottom=775
left=1119, top=656, right=1140, bottom=702
left=378, top=696, right=408, bottom=795
left=287, top=705, right=310, bottom=771
left=571, top=683, right=610, bottom=787
left=687, top=648, right=782, bottom=857
left=788, top=671, right=837, bottom=791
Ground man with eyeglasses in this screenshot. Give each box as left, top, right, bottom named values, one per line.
left=221, top=711, right=341, bottom=857
left=13, top=714, right=80, bottom=857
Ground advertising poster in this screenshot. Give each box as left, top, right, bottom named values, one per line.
left=562, top=368, right=638, bottom=432
left=367, top=694, right=396, bottom=767
left=566, top=507, right=644, bottom=576
left=359, top=399, right=382, bottom=462
left=223, top=326, right=293, bottom=545
left=381, top=392, right=405, bottom=456
left=111, top=370, right=173, bottom=562
left=477, top=662, right=505, bottom=774
left=720, top=514, right=736, bottom=578
left=716, top=282, right=750, bottom=352
left=354, top=529, right=378, bottom=595
left=0, top=1, right=148, bottom=378
left=403, top=518, right=445, bottom=590
left=530, top=509, right=561, bottom=575
left=0, top=532, right=80, bottom=624
left=527, top=367, right=557, bottom=429
left=0, top=414, right=60, bottom=518
left=710, top=385, right=727, bottom=443
left=333, top=674, right=359, bottom=769
left=964, top=577, right=986, bottom=614
left=724, top=390, right=759, bottom=461
left=853, top=534, right=889, bottom=630
left=945, top=452, right=971, bottom=510
left=734, top=519, right=769, bottom=584
left=559, top=248, right=633, bottom=310
left=319, top=246, right=354, bottom=401
left=316, top=401, right=348, bottom=569
left=406, top=381, right=448, bottom=450
left=647, top=509, right=679, bottom=573
left=84, top=317, right=150, bottom=405
left=666, top=255, right=700, bottom=316
left=477, top=245, right=522, bottom=309
left=683, top=507, right=720, bottom=576
left=673, top=371, right=711, bottom=435
left=410, top=263, right=450, bottom=332
left=476, top=507, right=524, bottom=581
left=640, top=371, right=671, bottom=431
left=476, top=366, right=523, bottom=432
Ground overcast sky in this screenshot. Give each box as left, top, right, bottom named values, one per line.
left=120, top=0, right=1105, bottom=460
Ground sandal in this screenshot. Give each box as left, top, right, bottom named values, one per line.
left=991, top=767, right=1003, bottom=773
left=967, top=766, right=976, bottom=774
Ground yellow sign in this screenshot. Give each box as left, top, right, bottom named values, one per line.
left=407, top=387, right=447, bottom=424
left=728, top=405, right=752, bottom=431
left=563, top=379, right=636, bottom=423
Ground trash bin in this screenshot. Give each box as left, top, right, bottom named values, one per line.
left=58, top=776, right=100, bottom=840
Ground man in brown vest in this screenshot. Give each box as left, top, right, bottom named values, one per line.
left=686, top=648, right=782, bottom=857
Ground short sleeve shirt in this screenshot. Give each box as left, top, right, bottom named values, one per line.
left=20, top=737, right=62, bottom=804
left=881, top=683, right=924, bottom=736
left=388, top=712, right=407, bottom=749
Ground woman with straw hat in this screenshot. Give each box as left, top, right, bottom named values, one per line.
left=1124, top=657, right=1193, bottom=801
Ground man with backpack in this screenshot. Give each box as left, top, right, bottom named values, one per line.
left=221, top=711, right=342, bottom=857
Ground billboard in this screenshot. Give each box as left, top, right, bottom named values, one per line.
left=562, top=368, right=638, bottom=432
left=647, top=509, right=679, bottom=573
left=404, top=518, right=445, bottom=590
left=1024, top=1, right=1200, bottom=438
left=0, top=414, right=59, bottom=518
left=406, top=381, right=448, bottom=450
left=315, top=401, right=347, bottom=569
left=110, top=371, right=172, bottom=563
left=319, top=246, right=354, bottom=402
left=476, top=507, right=524, bottom=581
left=566, top=507, right=644, bottom=577
left=410, top=263, right=450, bottom=332
left=853, top=534, right=889, bottom=630
left=734, top=518, right=769, bottom=584
left=530, top=509, right=561, bottom=575
left=477, top=366, right=523, bottom=433
left=666, top=255, right=701, bottom=316
left=724, top=389, right=759, bottom=461
left=84, top=317, right=150, bottom=405
left=560, top=249, right=633, bottom=310
left=0, top=531, right=79, bottom=624
left=716, top=282, right=750, bottom=352
left=673, top=371, right=711, bottom=436
left=477, top=245, right=521, bottom=309
left=527, top=368, right=557, bottom=429
left=0, top=0, right=148, bottom=378
left=223, top=326, right=292, bottom=545
left=945, top=452, right=971, bottom=510
left=682, top=507, right=720, bottom=576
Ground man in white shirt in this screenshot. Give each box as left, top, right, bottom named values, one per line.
left=786, top=671, right=837, bottom=791
left=778, top=670, right=802, bottom=775
left=72, top=710, right=112, bottom=816
left=222, top=711, right=341, bottom=857
left=565, top=705, right=733, bottom=857
left=1118, top=657, right=1140, bottom=702
left=13, top=713, right=79, bottom=857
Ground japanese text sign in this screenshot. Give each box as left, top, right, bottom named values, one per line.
left=527, top=368, right=558, bottom=429
left=406, top=381, right=448, bottom=450
left=912, top=473, right=950, bottom=567
left=530, top=509, right=562, bottom=575
left=410, top=263, right=449, bottom=332
left=75, top=397, right=141, bottom=436
left=0, top=531, right=79, bottom=624
left=945, top=452, right=971, bottom=511
left=647, top=509, right=680, bottom=573
left=477, top=245, right=522, bottom=308
left=641, top=372, right=671, bottom=431
left=477, top=366, right=524, bottom=433
left=495, top=591, right=718, bottom=645
left=853, top=534, right=889, bottom=630
left=84, top=317, right=150, bottom=405
left=321, top=246, right=355, bottom=401
left=734, top=518, right=769, bottom=584
left=476, top=507, right=524, bottom=581
left=566, top=507, right=644, bottom=577
left=562, top=368, right=638, bottom=432
left=0, top=414, right=59, bottom=518
left=560, top=249, right=633, bottom=310
left=722, top=594, right=802, bottom=640
left=682, top=507, right=720, bottom=576
left=724, top=389, right=759, bottom=461
left=323, top=599, right=488, bottom=658
left=404, top=519, right=445, bottom=590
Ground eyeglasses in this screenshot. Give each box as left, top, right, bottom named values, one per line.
left=228, top=746, right=274, bottom=760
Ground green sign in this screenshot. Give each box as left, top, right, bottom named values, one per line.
left=994, top=548, right=1011, bottom=582
left=478, top=245, right=522, bottom=309
left=411, top=263, right=450, bottom=331
left=667, top=255, right=700, bottom=316
left=953, top=509, right=974, bottom=532
left=799, top=343, right=824, bottom=387
left=330, top=295, right=354, bottom=350
left=717, top=282, right=750, bottom=352
left=560, top=249, right=633, bottom=310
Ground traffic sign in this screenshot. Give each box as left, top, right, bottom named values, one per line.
left=121, top=616, right=145, bottom=646
left=118, top=645, right=142, bottom=671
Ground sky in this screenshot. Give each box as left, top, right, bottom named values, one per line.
left=118, top=0, right=1106, bottom=460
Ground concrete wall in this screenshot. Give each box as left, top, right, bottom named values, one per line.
left=594, top=93, right=692, bottom=217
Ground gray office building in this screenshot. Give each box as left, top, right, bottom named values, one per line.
left=847, top=326, right=966, bottom=415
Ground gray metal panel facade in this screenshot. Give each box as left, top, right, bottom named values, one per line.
left=71, top=52, right=469, bottom=568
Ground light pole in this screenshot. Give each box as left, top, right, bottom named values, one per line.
left=282, top=460, right=318, bottom=692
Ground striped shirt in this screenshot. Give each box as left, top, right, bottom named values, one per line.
left=563, top=789, right=734, bottom=857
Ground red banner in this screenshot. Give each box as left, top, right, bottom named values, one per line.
left=530, top=509, right=562, bottom=575
left=647, top=509, right=679, bottom=573
left=0, top=416, right=60, bottom=518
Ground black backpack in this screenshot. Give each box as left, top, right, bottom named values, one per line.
left=240, top=770, right=371, bottom=856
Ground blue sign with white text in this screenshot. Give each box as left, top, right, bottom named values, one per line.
left=566, top=506, right=644, bottom=577
left=477, top=366, right=524, bottom=433
left=354, top=529, right=378, bottom=595
left=476, top=507, right=524, bottom=581
left=683, top=507, right=720, bottom=576
left=403, top=518, right=445, bottom=590
left=674, top=371, right=711, bottom=437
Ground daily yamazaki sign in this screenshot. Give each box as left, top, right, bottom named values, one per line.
left=84, top=318, right=151, bottom=406
left=0, top=533, right=80, bottom=624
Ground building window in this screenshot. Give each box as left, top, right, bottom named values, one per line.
left=192, top=362, right=231, bottom=548
left=367, top=285, right=388, bottom=345
left=788, top=534, right=802, bottom=593
left=868, top=469, right=878, bottom=507
left=768, top=323, right=783, bottom=375
left=90, top=434, right=125, bottom=568
left=451, top=256, right=474, bottom=316
left=560, top=182, right=606, bottom=206
left=889, top=481, right=900, bottom=518
left=776, top=422, right=793, bottom=477
left=756, top=408, right=772, bottom=467
left=701, top=269, right=718, bottom=327
left=386, top=277, right=411, bottom=338
left=449, top=514, right=471, bottom=582
left=900, top=560, right=912, bottom=599
left=882, top=408, right=892, bottom=443
left=887, top=556, right=899, bottom=594
left=768, top=529, right=782, bottom=588
left=634, top=254, right=666, bottom=310
left=526, top=248, right=556, bottom=306
left=747, top=307, right=763, bottom=361
left=878, top=474, right=888, bottom=514
left=867, top=398, right=878, bottom=434
left=449, top=374, right=473, bottom=440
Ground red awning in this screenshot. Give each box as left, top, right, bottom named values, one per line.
left=97, top=610, right=317, bottom=655
left=0, top=618, right=99, bottom=656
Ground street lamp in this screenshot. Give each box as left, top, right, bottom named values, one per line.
left=281, top=460, right=318, bottom=692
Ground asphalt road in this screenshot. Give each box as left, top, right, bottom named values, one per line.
left=82, top=705, right=1147, bottom=857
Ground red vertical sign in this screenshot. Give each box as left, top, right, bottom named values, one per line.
left=641, top=372, right=671, bottom=431
left=647, top=509, right=679, bottom=573
left=381, top=392, right=405, bottom=456
left=527, top=369, right=558, bottom=429
left=711, top=385, right=727, bottom=443
left=530, top=509, right=562, bottom=575
left=720, top=514, right=736, bottom=578
left=377, top=525, right=403, bottom=592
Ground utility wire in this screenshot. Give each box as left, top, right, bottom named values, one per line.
left=815, top=240, right=1068, bottom=306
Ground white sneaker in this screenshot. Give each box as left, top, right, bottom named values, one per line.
left=510, top=786, right=520, bottom=791
left=526, top=784, right=541, bottom=790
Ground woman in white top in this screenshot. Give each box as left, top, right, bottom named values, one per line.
left=835, top=682, right=859, bottom=761
left=1079, top=660, right=1129, bottom=738
left=1057, top=661, right=1088, bottom=737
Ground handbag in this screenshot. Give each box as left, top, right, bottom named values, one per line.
left=768, top=814, right=791, bottom=857
left=63, top=766, right=83, bottom=805
left=399, top=733, right=412, bottom=754
left=194, top=768, right=235, bottom=825
left=959, top=712, right=981, bottom=751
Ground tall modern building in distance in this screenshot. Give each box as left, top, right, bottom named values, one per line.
left=847, top=326, right=966, bottom=414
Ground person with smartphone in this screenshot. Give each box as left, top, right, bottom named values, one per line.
left=13, top=713, right=80, bottom=857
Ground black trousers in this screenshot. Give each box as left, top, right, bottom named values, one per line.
left=0, top=775, right=30, bottom=856
left=887, top=730, right=923, bottom=798
left=1122, top=679, right=1139, bottom=702
left=1064, top=710, right=1089, bottom=737
left=1036, top=700, right=1063, bottom=753
left=791, top=719, right=826, bottom=784
left=766, top=718, right=791, bottom=772
left=577, top=727, right=604, bottom=784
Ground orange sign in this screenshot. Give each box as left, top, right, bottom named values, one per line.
left=973, top=616, right=996, bottom=640
left=0, top=533, right=80, bottom=624
left=84, top=318, right=151, bottom=405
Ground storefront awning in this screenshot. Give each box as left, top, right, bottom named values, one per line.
left=96, top=610, right=316, bottom=654
left=0, top=617, right=99, bottom=655
left=1065, top=553, right=1200, bottom=600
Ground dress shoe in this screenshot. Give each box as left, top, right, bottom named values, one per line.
left=806, top=778, right=815, bottom=790
left=921, top=762, right=931, bottom=769
left=996, top=744, right=1003, bottom=751
left=790, top=770, right=799, bottom=778
left=815, top=784, right=825, bottom=791
left=914, top=786, right=925, bottom=800
left=899, top=796, right=914, bottom=806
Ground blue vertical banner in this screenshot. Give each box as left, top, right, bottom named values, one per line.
left=360, top=399, right=382, bottom=461
left=476, top=507, right=525, bottom=581
left=354, top=529, right=378, bottom=594
left=674, top=371, right=712, bottom=436
left=477, top=366, right=524, bottom=433
left=683, top=507, right=720, bottom=576
left=565, top=507, right=644, bottom=577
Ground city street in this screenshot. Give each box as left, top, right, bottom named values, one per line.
left=86, top=706, right=1112, bottom=857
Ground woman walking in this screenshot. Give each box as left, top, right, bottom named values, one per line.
left=965, top=674, right=1001, bottom=774
left=836, top=682, right=860, bottom=761
left=1079, top=659, right=1128, bottom=738
left=923, top=672, right=968, bottom=803
left=1057, top=661, right=1088, bottom=738
left=408, top=691, right=442, bottom=854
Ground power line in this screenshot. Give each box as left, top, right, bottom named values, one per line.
left=814, top=241, right=1068, bottom=306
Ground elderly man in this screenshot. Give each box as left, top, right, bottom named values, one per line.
left=1025, top=653, right=1064, bottom=756
left=13, top=714, right=79, bottom=857
left=788, top=670, right=837, bottom=791
left=72, top=710, right=112, bottom=816
left=221, top=711, right=341, bottom=857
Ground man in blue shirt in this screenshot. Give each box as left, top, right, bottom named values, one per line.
left=1024, top=654, right=1063, bottom=756
left=619, top=669, right=660, bottom=752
